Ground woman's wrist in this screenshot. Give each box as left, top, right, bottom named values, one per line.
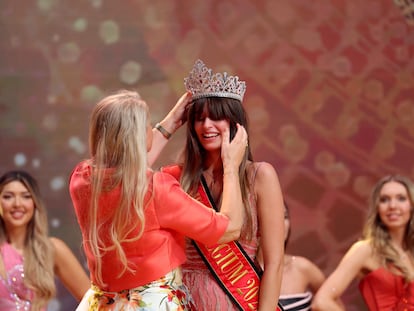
left=223, top=169, right=239, bottom=178
left=155, top=123, right=173, bottom=140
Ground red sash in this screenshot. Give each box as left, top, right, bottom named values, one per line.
left=192, top=176, right=284, bottom=311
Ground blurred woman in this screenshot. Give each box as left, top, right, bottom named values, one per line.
left=312, top=175, right=414, bottom=311
left=257, top=202, right=325, bottom=310
left=0, top=170, right=90, bottom=311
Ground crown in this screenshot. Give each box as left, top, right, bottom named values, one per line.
left=184, top=59, right=246, bottom=102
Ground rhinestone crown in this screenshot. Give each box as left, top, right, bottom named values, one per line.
left=184, top=59, right=246, bottom=102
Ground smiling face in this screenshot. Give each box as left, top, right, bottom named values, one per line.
left=194, top=107, right=230, bottom=152
left=377, top=181, right=412, bottom=231
left=0, top=180, right=35, bottom=231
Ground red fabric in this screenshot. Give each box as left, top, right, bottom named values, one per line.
left=162, top=164, right=261, bottom=311
left=69, top=161, right=228, bottom=292
left=359, top=267, right=414, bottom=311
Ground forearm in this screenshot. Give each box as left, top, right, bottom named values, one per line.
left=148, top=92, right=191, bottom=166
left=258, top=264, right=283, bottom=311
left=312, top=299, right=345, bottom=311
left=148, top=126, right=171, bottom=167
left=148, top=119, right=177, bottom=166
left=217, top=170, right=243, bottom=243
left=312, top=288, right=345, bottom=311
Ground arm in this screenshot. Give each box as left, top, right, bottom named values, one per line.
left=312, top=240, right=372, bottom=311
left=51, top=237, right=90, bottom=301
left=154, top=124, right=247, bottom=245
left=148, top=91, right=191, bottom=166
left=216, top=124, right=248, bottom=243
left=255, top=162, right=285, bottom=311
left=301, top=258, right=326, bottom=294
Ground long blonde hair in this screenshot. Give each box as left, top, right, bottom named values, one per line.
left=88, top=90, right=149, bottom=286
left=0, top=171, right=55, bottom=310
left=363, top=174, right=414, bottom=281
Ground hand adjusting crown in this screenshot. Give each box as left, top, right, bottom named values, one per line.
left=184, top=59, right=246, bottom=102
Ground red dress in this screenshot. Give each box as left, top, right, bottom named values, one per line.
left=359, top=267, right=414, bottom=311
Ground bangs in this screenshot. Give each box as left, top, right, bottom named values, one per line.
left=192, top=97, right=238, bottom=121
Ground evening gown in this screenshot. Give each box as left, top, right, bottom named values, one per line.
left=181, top=165, right=261, bottom=310
left=359, top=267, right=414, bottom=310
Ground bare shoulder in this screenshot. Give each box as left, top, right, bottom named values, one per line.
left=347, top=240, right=372, bottom=256
left=293, top=255, right=319, bottom=270
left=340, top=239, right=376, bottom=270
left=248, top=161, right=279, bottom=184
left=292, top=256, right=323, bottom=275
left=49, top=236, right=67, bottom=249
left=49, top=237, right=73, bottom=257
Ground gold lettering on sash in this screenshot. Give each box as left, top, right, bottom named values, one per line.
left=226, top=262, right=249, bottom=285
left=240, top=279, right=260, bottom=300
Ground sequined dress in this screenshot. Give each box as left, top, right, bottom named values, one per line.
left=0, top=243, right=39, bottom=311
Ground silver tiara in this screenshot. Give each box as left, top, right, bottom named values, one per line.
left=184, top=59, right=246, bottom=102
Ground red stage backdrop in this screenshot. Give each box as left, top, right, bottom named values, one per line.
left=1, top=1, right=413, bottom=310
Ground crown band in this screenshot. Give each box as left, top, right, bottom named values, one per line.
left=184, top=59, right=246, bottom=102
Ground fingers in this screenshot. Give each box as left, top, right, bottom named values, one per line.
left=177, top=91, right=192, bottom=124
left=221, top=125, right=230, bottom=146
left=232, top=124, right=248, bottom=147
left=177, top=91, right=192, bottom=107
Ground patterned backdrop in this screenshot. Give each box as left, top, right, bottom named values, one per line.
left=1, top=0, right=413, bottom=310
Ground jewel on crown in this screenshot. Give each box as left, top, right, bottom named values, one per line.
left=184, top=59, right=246, bottom=102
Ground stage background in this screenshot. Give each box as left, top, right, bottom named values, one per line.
left=1, top=1, right=413, bottom=310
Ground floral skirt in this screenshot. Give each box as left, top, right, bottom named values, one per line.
left=77, top=268, right=195, bottom=311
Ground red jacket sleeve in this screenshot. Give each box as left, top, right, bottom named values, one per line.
left=152, top=171, right=228, bottom=246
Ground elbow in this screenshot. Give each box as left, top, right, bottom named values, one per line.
left=227, top=228, right=241, bottom=241
left=217, top=228, right=241, bottom=244
left=311, top=294, right=327, bottom=311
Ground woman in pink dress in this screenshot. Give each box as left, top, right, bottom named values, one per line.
left=312, top=175, right=414, bottom=311
left=162, top=59, right=285, bottom=310
left=0, top=170, right=90, bottom=310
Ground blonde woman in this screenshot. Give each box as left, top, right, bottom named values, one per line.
left=312, top=175, right=414, bottom=310
left=0, top=170, right=90, bottom=310
left=69, top=90, right=248, bottom=310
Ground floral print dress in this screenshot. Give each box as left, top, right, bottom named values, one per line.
left=77, top=268, right=195, bottom=311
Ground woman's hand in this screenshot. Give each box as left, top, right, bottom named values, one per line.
left=221, top=124, right=248, bottom=173
left=158, top=91, right=192, bottom=134
left=148, top=92, right=192, bottom=166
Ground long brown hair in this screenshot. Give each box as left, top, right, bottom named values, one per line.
left=363, top=174, right=414, bottom=280
left=0, top=170, right=55, bottom=310
left=180, top=97, right=254, bottom=240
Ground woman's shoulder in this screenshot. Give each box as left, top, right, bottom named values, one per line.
left=159, top=164, right=182, bottom=180
left=291, top=255, right=319, bottom=270
left=341, top=239, right=378, bottom=270
left=49, top=237, right=68, bottom=251
left=247, top=161, right=278, bottom=181
left=151, top=170, right=183, bottom=194
left=248, top=161, right=276, bottom=172
left=349, top=239, right=373, bottom=254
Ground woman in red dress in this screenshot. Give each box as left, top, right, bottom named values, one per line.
left=312, top=175, right=414, bottom=311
